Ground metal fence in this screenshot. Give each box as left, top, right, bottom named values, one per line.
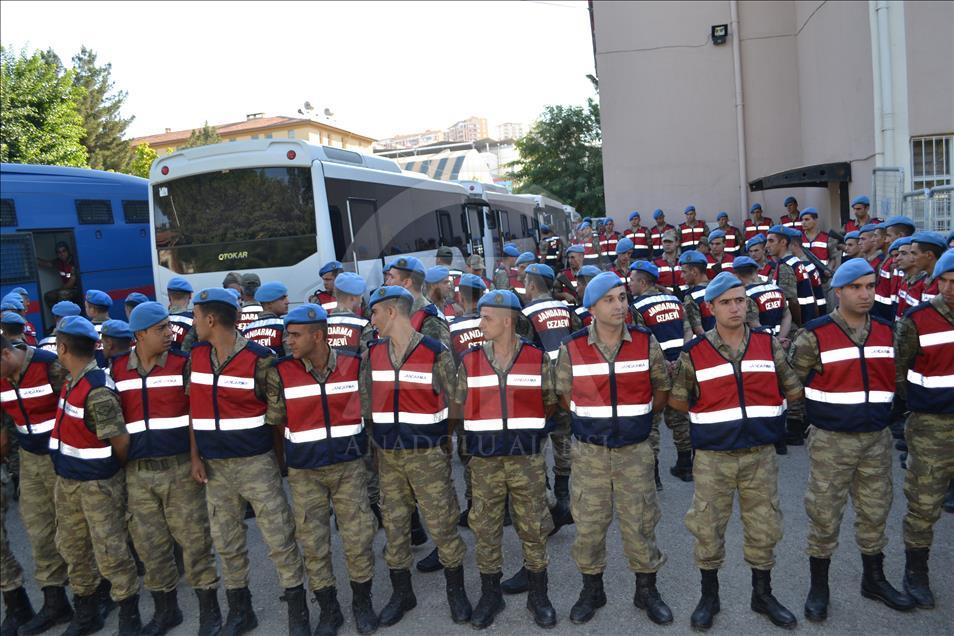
left=872, top=167, right=904, bottom=219
left=902, top=186, right=953, bottom=233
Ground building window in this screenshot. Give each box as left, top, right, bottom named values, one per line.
left=288, top=130, right=296, bottom=139
left=912, top=135, right=952, bottom=190
left=264, top=133, right=273, bottom=139
left=251, top=135, right=259, bottom=140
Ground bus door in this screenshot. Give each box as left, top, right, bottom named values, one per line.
left=1, top=229, right=78, bottom=334
left=343, top=198, right=386, bottom=289
left=462, top=202, right=491, bottom=259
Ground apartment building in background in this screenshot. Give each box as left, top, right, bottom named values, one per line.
left=446, top=116, right=489, bottom=143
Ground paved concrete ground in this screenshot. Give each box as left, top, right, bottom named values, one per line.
left=3, top=429, right=952, bottom=635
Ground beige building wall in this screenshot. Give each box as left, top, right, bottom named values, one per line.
left=904, top=1, right=954, bottom=137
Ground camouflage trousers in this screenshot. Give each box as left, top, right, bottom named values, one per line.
left=649, top=407, right=692, bottom=455
left=378, top=445, right=465, bottom=570
left=54, top=471, right=139, bottom=600
left=457, top=430, right=472, bottom=502
left=470, top=454, right=553, bottom=574
left=1, top=476, right=23, bottom=591
left=127, top=454, right=218, bottom=592
left=685, top=445, right=782, bottom=571
left=19, top=449, right=68, bottom=587
left=287, top=458, right=376, bottom=591
left=903, top=413, right=954, bottom=549
left=805, top=427, right=892, bottom=558
left=548, top=410, right=573, bottom=477
left=364, top=448, right=379, bottom=506
left=204, top=451, right=304, bottom=590
left=571, top=440, right=665, bottom=574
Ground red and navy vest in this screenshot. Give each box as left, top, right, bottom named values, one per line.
left=540, top=236, right=563, bottom=265
left=369, top=336, right=448, bottom=449
left=242, top=314, right=285, bottom=356
left=745, top=283, right=786, bottom=334
left=112, top=351, right=190, bottom=460
left=23, top=323, right=37, bottom=347
left=653, top=257, right=686, bottom=293
left=802, top=258, right=828, bottom=315
left=780, top=214, right=802, bottom=230
left=558, top=269, right=580, bottom=304
left=235, top=303, right=263, bottom=332
left=758, top=260, right=776, bottom=282
left=777, top=255, right=817, bottom=323
left=679, top=222, right=705, bottom=251
left=650, top=224, right=675, bottom=257
left=449, top=313, right=484, bottom=360
left=410, top=303, right=442, bottom=333
left=442, top=301, right=458, bottom=321
left=522, top=298, right=572, bottom=361
left=744, top=217, right=773, bottom=242
left=327, top=312, right=369, bottom=355
left=632, top=292, right=685, bottom=362
left=844, top=217, right=883, bottom=234
left=276, top=351, right=366, bottom=469
left=565, top=326, right=654, bottom=448
left=0, top=349, right=58, bottom=454
left=168, top=310, right=193, bottom=351
left=574, top=305, right=592, bottom=327
left=49, top=368, right=120, bottom=480
left=873, top=256, right=897, bottom=321
left=599, top=231, right=620, bottom=258
left=705, top=254, right=734, bottom=280
left=461, top=343, right=548, bottom=457
left=315, top=291, right=338, bottom=312
left=904, top=302, right=954, bottom=414
left=686, top=330, right=786, bottom=450
left=189, top=341, right=271, bottom=459
left=803, top=231, right=831, bottom=266
left=625, top=226, right=651, bottom=259
left=803, top=315, right=895, bottom=432
left=688, top=286, right=716, bottom=332
left=723, top=226, right=741, bottom=254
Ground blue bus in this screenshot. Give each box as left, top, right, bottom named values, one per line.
left=1, top=163, right=153, bottom=334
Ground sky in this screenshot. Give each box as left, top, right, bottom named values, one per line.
left=1, top=0, right=597, bottom=140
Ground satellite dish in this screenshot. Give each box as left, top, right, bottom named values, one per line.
left=303, top=101, right=313, bottom=111
left=323, top=108, right=334, bottom=117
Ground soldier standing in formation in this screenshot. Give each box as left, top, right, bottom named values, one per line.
left=242, top=282, right=290, bottom=356
left=166, top=276, right=195, bottom=352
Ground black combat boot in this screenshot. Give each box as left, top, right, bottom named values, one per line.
left=60, top=593, right=103, bottom=636
left=312, top=587, right=343, bottom=636
left=17, top=585, right=72, bottom=635
left=284, top=585, right=310, bottom=636
left=222, top=587, right=258, bottom=636
left=750, top=569, right=797, bottom=628
left=654, top=458, right=663, bottom=490
left=458, top=499, right=472, bottom=528
left=416, top=547, right=443, bottom=573
left=94, top=578, right=115, bottom=621
left=350, top=579, right=378, bottom=635
left=501, top=567, right=528, bottom=594
left=860, top=552, right=915, bottom=611
left=633, top=572, right=673, bottom=625
left=0, top=586, right=34, bottom=636
left=774, top=440, right=788, bottom=455
left=443, top=565, right=472, bottom=623
left=903, top=548, right=935, bottom=609
left=784, top=414, right=805, bottom=445
left=569, top=573, right=606, bottom=624
left=410, top=508, right=428, bottom=546
left=526, top=569, right=556, bottom=628
left=116, top=594, right=142, bottom=636
left=551, top=475, right=573, bottom=529
left=470, top=572, right=505, bottom=630
left=377, top=569, right=416, bottom=627
left=142, top=589, right=184, bottom=636
left=804, top=557, right=830, bottom=622
left=690, top=569, right=720, bottom=631
left=669, top=450, right=693, bottom=482
left=195, top=588, right=222, bottom=636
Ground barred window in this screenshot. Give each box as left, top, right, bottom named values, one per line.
left=76, top=199, right=114, bottom=224
left=911, top=135, right=952, bottom=190
left=122, top=200, right=149, bottom=224
left=0, top=199, right=16, bottom=227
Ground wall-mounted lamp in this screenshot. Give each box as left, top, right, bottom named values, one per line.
left=711, top=24, right=728, bottom=45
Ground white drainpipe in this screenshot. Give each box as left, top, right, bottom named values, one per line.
left=876, top=0, right=895, bottom=165
left=730, top=0, right=748, bottom=217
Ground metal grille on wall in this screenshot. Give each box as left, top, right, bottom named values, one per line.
left=902, top=186, right=953, bottom=233
left=872, top=167, right=904, bottom=219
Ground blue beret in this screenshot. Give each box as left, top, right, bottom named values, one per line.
left=716, top=211, right=728, bottom=220
left=888, top=237, right=913, bottom=253
left=1, top=295, right=24, bottom=311
left=458, top=273, right=487, bottom=291
left=255, top=281, right=289, bottom=303
left=679, top=250, right=708, bottom=265
left=167, top=276, right=194, bottom=293
left=767, top=225, right=790, bottom=238
left=783, top=196, right=796, bottom=207
left=425, top=266, right=449, bottom=285
left=831, top=258, right=875, bottom=288
left=749, top=203, right=763, bottom=213
left=652, top=209, right=665, bottom=220
left=388, top=256, right=425, bottom=275
left=933, top=249, right=954, bottom=278
left=615, top=237, right=635, bottom=255
left=733, top=256, right=758, bottom=269
left=334, top=272, right=366, bottom=296
left=124, top=292, right=149, bottom=306
left=57, top=316, right=99, bottom=341
left=515, top=251, right=536, bottom=266
left=85, top=289, right=112, bottom=308
left=565, top=244, right=585, bottom=255
left=851, top=195, right=870, bottom=207
left=745, top=234, right=766, bottom=248
left=524, top=263, right=555, bottom=281
left=704, top=272, right=743, bottom=302
left=947, top=230, right=954, bottom=245
left=319, top=260, right=343, bottom=276
left=629, top=210, right=640, bottom=221
left=884, top=215, right=915, bottom=230
left=11, top=287, right=27, bottom=297
left=799, top=207, right=818, bottom=218
left=629, top=260, right=659, bottom=280
left=583, top=272, right=625, bottom=309
left=194, top=288, right=239, bottom=308
left=577, top=222, right=591, bottom=231
left=859, top=223, right=881, bottom=234
left=52, top=301, right=81, bottom=317
left=368, top=285, right=413, bottom=309
left=128, top=302, right=169, bottom=333
left=284, top=303, right=328, bottom=326
left=582, top=216, right=592, bottom=224
left=708, top=229, right=726, bottom=242
left=101, top=320, right=133, bottom=340
left=1, top=311, right=26, bottom=326
left=844, top=231, right=861, bottom=240
left=578, top=265, right=602, bottom=278
left=912, top=231, right=947, bottom=250
left=540, top=224, right=551, bottom=233
left=226, top=288, right=241, bottom=301
left=502, top=244, right=520, bottom=257
left=684, top=205, right=696, bottom=214
left=784, top=226, right=802, bottom=239
left=477, top=290, right=521, bottom=312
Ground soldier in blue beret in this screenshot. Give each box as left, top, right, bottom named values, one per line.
left=554, top=245, right=586, bottom=307
left=424, top=267, right=460, bottom=322
left=242, top=282, right=290, bottom=356
left=494, top=245, right=522, bottom=295
left=385, top=257, right=450, bottom=348
left=766, top=226, right=813, bottom=326
left=309, top=261, right=343, bottom=311
left=36, top=301, right=82, bottom=353
left=100, top=320, right=133, bottom=364
left=780, top=196, right=802, bottom=231
left=0, top=311, right=27, bottom=345
left=166, top=278, right=195, bottom=353
left=83, top=290, right=113, bottom=330
left=123, top=293, right=150, bottom=320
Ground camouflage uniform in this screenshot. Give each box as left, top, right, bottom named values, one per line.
left=790, top=313, right=893, bottom=557
left=673, top=328, right=801, bottom=570
left=453, top=342, right=557, bottom=574
left=0, top=460, right=23, bottom=591
left=54, top=359, right=139, bottom=600
left=554, top=326, right=671, bottom=574
left=895, top=296, right=954, bottom=549
left=266, top=352, right=376, bottom=590
left=412, top=295, right=451, bottom=350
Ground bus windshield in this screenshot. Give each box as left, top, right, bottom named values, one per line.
left=153, top=166, right=316, bottom=273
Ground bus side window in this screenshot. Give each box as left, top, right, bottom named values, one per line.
left=437, top=209, right=464, bottom=249
left=520, top=215, right=529, bottom=238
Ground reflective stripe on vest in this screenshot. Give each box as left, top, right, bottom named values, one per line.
left=462, top=345, right=546, bottom=439
left=0, top=351, right=59, bottom=452
left=906, top=303, right=954, bottom=413
left=49, top=370, right=119, bottom=480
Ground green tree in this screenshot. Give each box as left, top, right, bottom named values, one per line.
left=129, top=142, right=158, bottom=178
left=511, top=86, right=604, bottom=214
left=0, top=46, right=88, bottom=167
left=184, top=121, right=222, bottom=148
left=72, top=47, right=135, bottom=172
